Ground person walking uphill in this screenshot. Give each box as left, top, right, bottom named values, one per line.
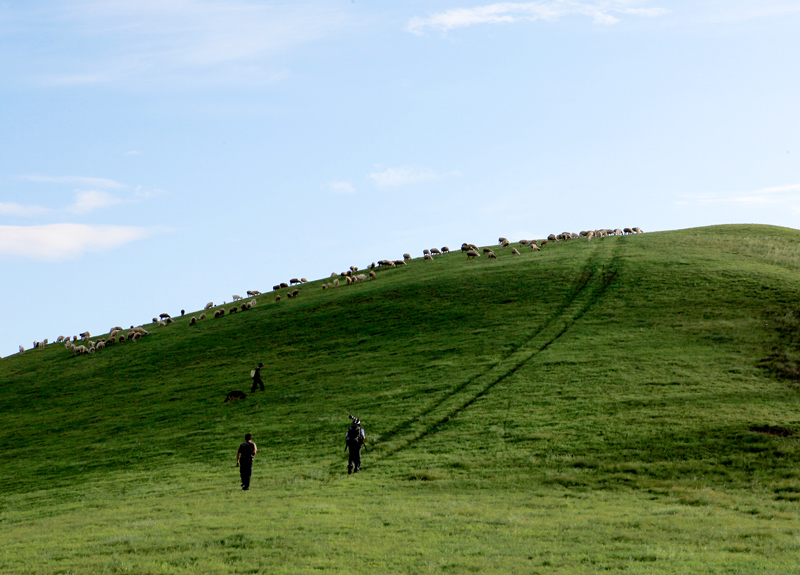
left=250, top=362, right=264, bottom=392
left=344, top=415, right=366, bottom=474
left=236, top=433, right=257, bottom=490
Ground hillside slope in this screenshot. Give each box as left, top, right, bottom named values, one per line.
left=2, top=224, right=800, bottom=574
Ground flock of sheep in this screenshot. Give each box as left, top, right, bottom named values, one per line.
left=18, top=227, right=643, bottom=357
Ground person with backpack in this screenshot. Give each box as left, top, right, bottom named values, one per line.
left=236, top=433, right=258, bottom=490
left=250, top=362, right=264, bottom=392
left=344, top=415, right=366, bottom=474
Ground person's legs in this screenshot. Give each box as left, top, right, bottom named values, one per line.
left=240, top=465, right=252, bottom=489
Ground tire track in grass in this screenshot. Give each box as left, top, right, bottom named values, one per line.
left=372, top=241, right=622, bottom=462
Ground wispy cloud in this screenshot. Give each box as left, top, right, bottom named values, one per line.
left=0, top=202, right=51, bottom=217
left=13, top=1, right=349, bottom=87
left=67, top=190, right=127, bottom=214
left=408, top=1, right=668, bottom=34
left=323, top=181, right=357, bottom=195
left=368, top=166, right=460, bottom=188
left=676, top=183, right=800, bottom=210
left=124, top=150, right=142, bottom=156
left=0, top=224, right=162, bottom=261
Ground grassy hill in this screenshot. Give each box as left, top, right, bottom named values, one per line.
left=2, top=224, right=800, bottom=574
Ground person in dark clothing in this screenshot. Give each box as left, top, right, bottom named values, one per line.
left=250, top=362, right=265, bottom=392
left=345, top=418, right=366, bottom=474
left=236, top=433, right=258, bottom=490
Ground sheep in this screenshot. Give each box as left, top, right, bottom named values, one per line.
left=286, top=292, right=293, bottom=299
left=159, top=320, right=167, bottom=326
left=301, top=278, right=308, bottom=283
left=334, top=278, right=340, bottom=287
left=547, top=234, right=557, bottom=242
left=166, top=317, right=174, bottom=324
left=467, top=249, right=480, bottom=259
left=246, top=290, right=261, bottom=297
left=74, top=345, right=89, bottom=355
left=498, top=237, right=508, bottom=244
left=633, top=227, right=644, bottom=233
left=423, top=249, right=431, bottom=256
left=80, top=331, right=91, bottom=340
left=482, top=248, right=493, bottom=254
left=275, top=295, right=281, bottom=302
left=199, top=313, right=206, bottom=320
left=349, top=266, right=358, bottom=272
left=530, top=243, right=540, bottom=251
left=441, top=246, right=450, bottom=253
left=431, top=248, right=441, bottom=255
left=159, top=313, right=170, bottom=320
left=468, top=244, right=479, bottom=251
left=586, top=231, right=595, bottom=241
left=290, top=278, right=301, bottom=285
left=424, top=254, right=434, bottom=261
left=280, top=282, right=289, bottom=289
left=461, top=243, right=471, bottom=252
left=404, top=253, right=412, bottom=260
left=19, top=345, right=24, bottom=354
left=152, top=318, right=158, bottom=323
left=500, top=240, right=510, bottom=248
left=512, top=248, right=521, bottom=256
left=56, top=335, right=64, bottom=343
left=540, top=239, right=549, bottom=247
left=214, top=309, right=225, bottom=318
left=369, top=271, right=376, bottom=279
left=322, top=284, right=328, bottom=290
left=394, top=260, right=407, bottom=266
left=613, top=228, right=623, bottom=236
left=356, top=274, right=367, bottom=281
left=96, top=341, right=106, bottom=350
left=292, top=289, right=299, bottom=297
left=488, top=252, right=498, bottom=260
left=232, top=295, right=242, bottom=301
left=519, top=239, right=529, bottom=245
left=273, top=285, right=281, bottom=291
left=229, top=306, right=238, bottom=313
left=189, top=316, right=197, bottom=326
left=111, top=326, right=123, bottom=332
left=623, top=227, right=633, bottom=235
left=250, top=299, right=258, bottom=307
left=369, top=262, right=376, bottom=269
left=346, top=276, right=353, bottom=285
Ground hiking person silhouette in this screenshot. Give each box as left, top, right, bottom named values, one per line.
left=344, top=415, right=366, bottom=474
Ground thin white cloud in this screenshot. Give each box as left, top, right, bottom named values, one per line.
left=67, top=190, right=127, bottom=214
left=408, top=1, right=668, bottom=34
left=324, top=181, right=357, bottom=195
left=17, top=1, right=349, bottom=87
left=368, top=166, right=459, bottom=188
left=0, top=202, right=51, bottom=217
left=124, top=150, right=142, bottom=156
left=0, top=224, right=160, bottom=261
left=16, top=174, right=127, bottom=190
left=676, top=183, right=800, bottom=209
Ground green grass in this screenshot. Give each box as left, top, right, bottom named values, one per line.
left=2, top=224, right=800, bottom=574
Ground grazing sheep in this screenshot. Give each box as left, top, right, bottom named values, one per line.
left=623, top=227, right=633, bottom=235
left=286, top=292, right=293, bottom=299
left=404, top=253, right=411, bottom=260
left=356, top=274, right=367, bottom=281
left=229, top=306, right=238, bottom=313
left=322, top=284, right=328, bottom=290
left=74, top=345, right=89, bottom=355
left=224, top=390, right=247, bottom=402
left=467, top=249, right=481, bottom=259
left=273, top=285, right=281, bottom=291
left=280, top=282, right=289, bottom=289
left=19, top=345, right=24, bottom=354
left=334, top=279, right=340, bottom=287
left=498, top=237, right=508, bottom=244
left=204, top=302, right=214, bottom=310
left=512, top=248, right=521, bottom=255
left=482, top=248, right=493, bottom=254
left=540, top=240, right=549, bottom=247
left=423, top=249, right=431, bottom=256
left=166, top=317, right=174, bottom=324
left=158, top=320, right=167, bottom=326
left=431, top=248, right=441, bottom=255
left=80, top=331, right=90, bottom=340
left=250, top=299, right=257, bottom=307
left=461, top=243, right=471, bottom=252
left=152, top=318, right=158, bottom=323
left=275, top=295, right=281, bottom=302
left=441, top=246, right=450, bottom=253
left=424, top=254, right=434, bottom=261
left=548, top=234, right=557, bottom=242
left=199, top=313, right=206, bottom=320
left=633, top=227, right=644, bottom=233
left=232, top=295, right=242, bottom=301
left=290, top=278, right=301, bottom=285
left=346, top=276, right=353, bottom=285
left=500, top=240, right=510, bottom=248
left=519, top=239, right=529, bottom=245
left=530, top=243, right=540, bottom=251
left=159, top=313, right=171, bottom=320
left=96, top=341, right=106, bottom=350
left=613, top=228, right=623, bottom=236
left=190, top=316, right=197, bottom=326
left=301, top=278, right=308, bottom=283
left=469, top=244, right=479, bottom=251
left=394, top=260, right=407, bottom=266
left=292, top=289, right=299, bottom=297
left=369, top=262, right=376, bottom=269
left=56, top=335, right=64, bottom=343
left=214, top=309, right=225, bottom=318
left=488, top=252, right=498, bottom=260
left=369, top=271, right=376, bottom=279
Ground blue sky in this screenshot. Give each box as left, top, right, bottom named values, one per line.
left=1, top=0, right=799, bottom=357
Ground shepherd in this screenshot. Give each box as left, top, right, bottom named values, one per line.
left=250, top=362, right=265, bottom=392
left=344, top=415, right=366, bottom=474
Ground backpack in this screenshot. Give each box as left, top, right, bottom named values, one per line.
left=347, top=424, right=363, bottom=445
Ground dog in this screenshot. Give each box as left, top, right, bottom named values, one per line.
left=224, top=390, right=247, bottom=402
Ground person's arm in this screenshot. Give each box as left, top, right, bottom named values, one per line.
left=252, top=442, right=257, bottom=456
left=236, top=450, right=240, bottom=467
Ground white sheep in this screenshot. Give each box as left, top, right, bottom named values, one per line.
left=512, top=248, right=521, bottom=255
left=199, top=313, right=206, bottom=320
left=356, top=274, right=367, bottom=281
left=290, top=278, right=301, bottom=285
left=369, top=271, right=376, bottom=279
left=441, top=246, right=450, bottom=253
left=404, top=253, right=412, bottom=260
left=301, top=278, right=308, bottom=283
left=158, top=320, right=167, bottom=327
left=334, top=279, right=340, bottom=287
left=232, top=295, right=242, bottom=301
left=424, top=254, right=434, bottom=261
left=19, top=345, right=24, bottom=354
left=467, top=249, right=480, bottom=259
left=431, top=248, right=441, bottom=255
left=190, top=317, right=197, bottom=325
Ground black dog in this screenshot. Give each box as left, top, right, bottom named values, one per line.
left=224, top=390, right=247, bottom=402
